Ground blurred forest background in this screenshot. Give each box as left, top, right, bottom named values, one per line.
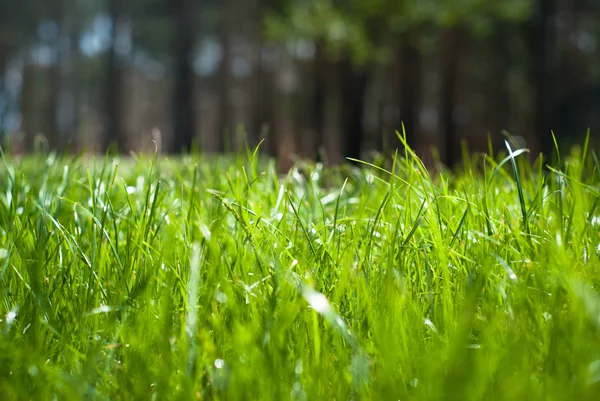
left=1, top=0, right=599, bottom=169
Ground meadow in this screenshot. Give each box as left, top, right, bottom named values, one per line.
left=2, top=139, right=600, bottom=400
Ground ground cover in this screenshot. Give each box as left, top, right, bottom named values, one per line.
left=1, top=141, right=600, bottom=400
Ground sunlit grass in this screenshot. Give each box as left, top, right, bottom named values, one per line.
left=2, top=140, right=600, bottom=400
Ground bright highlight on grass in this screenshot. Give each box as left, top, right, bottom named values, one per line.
left=2, top=141, right=600, bottom=400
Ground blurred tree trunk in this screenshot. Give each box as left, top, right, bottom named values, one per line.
left=217, top=0, right=233, bottom=152
left=531, top=0, right=555, bottom=161
left=104, top=0, right=127, bottom=153
left=274, top=54, right=296, bottom=172
left=556, top=0, right=588, bottom=143
left=0, top=48, right=7, bottom=145
left=313, top=39, right=326, bottom=161
left=172, top=0, right=196, bottom=153
left=0, top=46, right=6, bottom=77
left=339, top=58, right=368, bottom=161
left=21, top=66, right=38, bottom=153
left=262, top=48, right=278, bottom=158
left=395, top=34, right=422, bottom=152
left=439, top=26, right=463, bottom=168
left=294, top=48, right=319, bottom=160
left=41, top=1, right=63, bottom=151
left=254, top=0, right=288, bottom=157
left=0, top=17, right=15, bottom=147
left=249, top=0, right=266, bottom=149
left=486, top=23, right=510, bottom=145
left=250, top=47, right=276, bottom=154
left=59, top=16, right=81, bottom=152
left=324, top=97, right=342, bottom=166
left=43, top=64, right=60, bottom=150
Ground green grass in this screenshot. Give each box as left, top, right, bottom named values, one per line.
left=2, top=142, right=600, bottom=400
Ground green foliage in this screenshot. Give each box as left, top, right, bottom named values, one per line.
left=265, top=0, right=380, bottom=64
left=266, top=0, right=535, bottom=64
left=1, top=143, right=600, bottom=399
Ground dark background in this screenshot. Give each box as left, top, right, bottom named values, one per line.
left=0, top=0, right=599, bottom=169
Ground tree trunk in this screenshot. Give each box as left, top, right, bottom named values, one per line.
left=395, top=34, right=422, bottom=152
left=313, top=39, right=327, bottom=161
left=274, top=54, right=296, bottom=172
left=339, top=58, right=368, bottom=161
left=531, top=0, right=555, bottom=162
left=59, top=17, right=80, bottom=152
left=43, top=64, right=60, bottom=150
left=21, top=66, right=38, bottom=153
left=261, top=48, right=278, bottom=157
left=217, top=0, right=233, bottom=152
left=439, top=27, right=463, bottom=168
left=42, top=0, right=63, bottom=151
left=172, top=0, right=196, bottom=153
left=249, top=0, right=265, bottom=149
left=555, top=0, right=588, bottom=145
left=0, top=50, right=7, bottom=145
left=104, top=0, right=127, bottom=153
left=486, top=24, right=510, bottom=146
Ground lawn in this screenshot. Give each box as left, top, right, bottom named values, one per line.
left=1, top=141, right=600, bottom=400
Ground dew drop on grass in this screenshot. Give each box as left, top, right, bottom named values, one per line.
left=0, top=248, right=7, bottom=259
left=212, top=359, right=230, bottom=390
